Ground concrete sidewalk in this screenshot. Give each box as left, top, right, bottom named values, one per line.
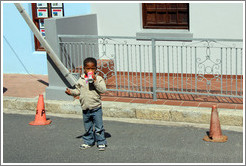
left=2, top=74, right=244, bottom=127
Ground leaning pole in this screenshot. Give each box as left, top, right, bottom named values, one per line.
left=14, top=3, right=77, bottom=86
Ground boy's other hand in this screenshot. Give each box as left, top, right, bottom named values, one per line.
left=65, top=88, right=71, bottom=95
left=93, top=73, right=97, bottom=81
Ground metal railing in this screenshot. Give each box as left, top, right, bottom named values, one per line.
left=58, top=35, right=243, bottom=101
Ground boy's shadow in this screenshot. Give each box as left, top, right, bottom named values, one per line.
left=76, top=132, right=111, bottom=139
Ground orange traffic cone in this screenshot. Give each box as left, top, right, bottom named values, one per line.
left=203, top=105, right=227, bottom=142
left=29, top=94, right=52, bottom=125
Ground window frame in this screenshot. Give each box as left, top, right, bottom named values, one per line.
left=31, top=3, right=64, bottom=51
left=142, top=3, right=189, bottom=30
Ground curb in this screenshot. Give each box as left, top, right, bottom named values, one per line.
left=3, top=96, right=243, bottom=127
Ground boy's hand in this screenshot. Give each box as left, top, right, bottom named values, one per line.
left=93, top=73, right=97, bottom=81
left=65, top=88, right=71, bottom=95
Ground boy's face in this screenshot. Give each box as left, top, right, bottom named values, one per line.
left=84, top=62, right=97, bottom=75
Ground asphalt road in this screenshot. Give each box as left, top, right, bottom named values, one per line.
left=2, top=111, right=244, bottom=164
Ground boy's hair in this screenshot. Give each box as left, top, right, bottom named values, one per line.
left=83, top=57, right=97, bottom=67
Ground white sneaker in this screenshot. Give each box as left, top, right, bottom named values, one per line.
left=80, top=144, right=92, bottom=149
left=98, top=144, right=106, bottom=151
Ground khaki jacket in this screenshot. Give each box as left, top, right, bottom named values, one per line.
left=68, top=74, right=107, bottom=110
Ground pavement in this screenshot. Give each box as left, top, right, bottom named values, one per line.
left=3, top=112, right=243, bottom=163
left=2, top=73, right=244, bottom=129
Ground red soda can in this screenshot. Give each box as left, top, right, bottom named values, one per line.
left=88, top=71, right=94, bottom=83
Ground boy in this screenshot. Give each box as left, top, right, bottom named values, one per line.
left=65, top=57, right=107, bottom=151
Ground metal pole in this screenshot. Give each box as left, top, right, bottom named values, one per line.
left=14, top=3, right=77, bottom=86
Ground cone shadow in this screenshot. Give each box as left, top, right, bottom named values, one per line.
left=3, top=87, right=7, bottom=93
left=37, top=80, right=49, bottom=86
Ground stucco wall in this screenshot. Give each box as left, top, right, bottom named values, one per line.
left=91, top=2, right=243, bottom=39
left=89, top=2, right=243, bottom=76
left=3, top=2, right=243, bottom=75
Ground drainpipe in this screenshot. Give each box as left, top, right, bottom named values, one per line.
left=14, top=3, right=77, bottom=86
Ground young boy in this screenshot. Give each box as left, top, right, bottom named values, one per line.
left=65, top=57, right=107, bottom=151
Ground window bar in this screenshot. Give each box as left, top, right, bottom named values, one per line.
left=177, top=46, right=179, bottom=92
left=76, top=43, right=79, bottom=74
left=172, top=46, right=174, bottom=92
left=127, top=44, right=130, bottom=95
left=225, top=48, right=228, bottom=94
left=167, top=46, right=170, bottom=91
left=87, top=43, right=89, bottom=58
left=235, top=48, right=238, bottom=96
left=163, top=46, right=166, bottom=92
left=66, top=43, right=69, bottom=71
left=93, top=43, right=96, bottom=60
left=114, top=44, right=118, bottom=93
left=230, top=48, right=232, bottom=95
left=118, top=44, right=122, bottom=91
left=143, top=45, right=146, bottom=92
left=186, top=46, right=188, bottom=92
left=78, top=43, right=81, bottom=75
left=69, top=43, right=72, bottom=73
left=59, top=43, right=63, bottom=65
left=131, top=45, right=134, bottom=93
left=152, top=39, right=157, bottom=100
left=190, top=47, right=193, bottom=92
left=139, top=45, right=143, bottom=92
left=88, top=43, right=91, bottom=58
left=79, top=43, right=82, bottom=74
left=195, top=47, right=197, bottom=93
left=240, top=49, right=243, bottom=96
left=72, top=43, right=75, bottom=73
left=90, top=43, right=93, bottom=58
left=74, top=43, right=77, bottom=72
left=135, top=45, right=138, bottom=92
left=89, top=43, right=92, bottom=58
left=148, top=45, right=151, bottom=93
left=85, top=42, right=87, bottom=59
left=123, top=44, right=126, bottom=91
left=81, top=43, right=84, bottom=74
left=60, top=43, right=63, bottom=66
left=220, top=48, right=223, bottom=95
left=73, top=43, right=76, bottom=73
left=66, top=43, right=69, bottom=70
left=181, top=46, right=183, bottom=92
left=158, top=46, right=161, bottom=91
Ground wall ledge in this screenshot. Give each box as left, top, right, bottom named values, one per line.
left=136, top=29, right=193, bottom=41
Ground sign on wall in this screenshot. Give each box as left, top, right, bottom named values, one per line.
left=39, top=20, right=45, bottom=29
left=52, top=9, right=63, bottom=17
left=37, top=3, right=47, bottom=8
left=40, top=29, right=45, bottom=37
left=37, top=9, right=48, bottom=18
left=51, top=3, right=63, bottom=7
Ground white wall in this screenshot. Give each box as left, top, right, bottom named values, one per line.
left=190, top=3, right=243, bottom=39
left=90, top=2, right=243, bottom=76
left=91, top=3, right=141, bottom=36
left=91, top=2, right=243, bottom=39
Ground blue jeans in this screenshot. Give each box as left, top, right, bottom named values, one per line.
left=82, top=107, right=107, bottom=146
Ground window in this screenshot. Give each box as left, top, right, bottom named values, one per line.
left=31, top=3, right=64, bottom=51
left=142, top=3, right=189, bottom=29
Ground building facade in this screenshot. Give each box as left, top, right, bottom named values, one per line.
left=2, top=2, right=244, bottom=75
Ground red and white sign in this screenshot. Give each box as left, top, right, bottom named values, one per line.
left=52, top=9, right=63, bottom=17
left=37, top=9, right=48, bottom=18
left=40, top=29, right=45, bottom=37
